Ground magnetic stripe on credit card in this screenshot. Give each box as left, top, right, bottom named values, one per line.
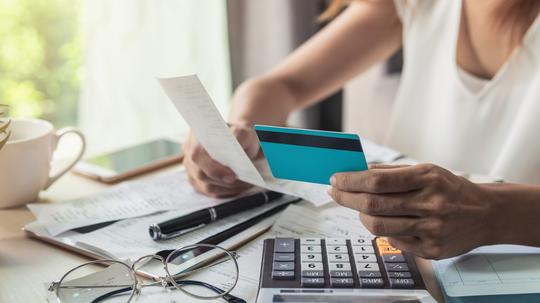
left=256, top=130, right=363, bottom=152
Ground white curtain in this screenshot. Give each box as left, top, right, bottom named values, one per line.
left=79, top=0, right=232, bottom=155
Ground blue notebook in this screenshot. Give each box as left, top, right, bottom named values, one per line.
left=432, top=245, right=540, bottom=303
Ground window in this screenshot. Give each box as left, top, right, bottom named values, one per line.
left=0, top=0, right=81, bottom=126
left=1, top=0, right=231, bottom=154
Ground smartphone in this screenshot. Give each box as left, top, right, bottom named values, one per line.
left=74, top=138, right=183, bottom=183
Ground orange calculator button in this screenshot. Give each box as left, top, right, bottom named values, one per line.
left=378, top=246, right=402, bottom=255
left=376, top=238, right=402, bottom=255
left=376, top=238, right=390, bottom=246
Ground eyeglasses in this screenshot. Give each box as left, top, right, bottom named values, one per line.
left=48, top=243, right=245, bottom=303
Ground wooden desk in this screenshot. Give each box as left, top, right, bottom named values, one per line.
left=0, top=171, right=444, bottom=302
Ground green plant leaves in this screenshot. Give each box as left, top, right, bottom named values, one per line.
left=0, top=104, right=11, bottom=151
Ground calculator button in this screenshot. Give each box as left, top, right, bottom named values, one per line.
left=352, top=246, right=375, bottom=254
left=351, top=238, right=371, bottom=246
left=272, top=271, right=295, bottom=280
left=385, top=263, right=409, bottom=272
left=301, top=277, right=325, bottom=287
left=328, top=263, right=351, bottom=271
left=301, top=262, right=323, bottom=271
left=330, top=270, right=352, bottom=278
left=376, top=237, right=390, bottom=246
left=326, top=245, right=348, bottom=253
left=301, top=238, right=321, bottom=245
left=330, top=278, right=354, bottom=287
left=387, top=271, right=412, bottom=278
left=327, top=253, right=350, bottom=262
left=354, top=254, right=377, bottom=263
left=378, top=246, right=402, bottom=255
left=273, top=262, right=294, bottom=271
left=389, top=278, right=415, bottom=288
left=358, top=271, right=382, bottom=278
left=360, top=278, right=384, bottom=288
left=383, top=254, right=405, bottom=263
left=356, top=262, right=380, bottom=271
left=301, top=253, right=322, bottom=262
left=274, top=238, right=295, bottom=253
left=274, top=253, right=295, bottom=262
left=301, top=245, right=321, bottom=253
left=302, top=270, right=324, bottom=277
left=326, top=238, right=347, bottom=246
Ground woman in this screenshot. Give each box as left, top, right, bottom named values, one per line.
left=183, top=0, right=540, bottom=259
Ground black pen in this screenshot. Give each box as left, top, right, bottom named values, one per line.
left=149, top=190, right=283, bottom=240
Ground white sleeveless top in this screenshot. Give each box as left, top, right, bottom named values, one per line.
left=386, top=0, right=540, bottom=184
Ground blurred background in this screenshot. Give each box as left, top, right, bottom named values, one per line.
left=0, top=0, right=401, bottom=155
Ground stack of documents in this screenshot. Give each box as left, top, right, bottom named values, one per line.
left=25, top=169, right=303, bottom=258
left=28, top=169, right=228, bottom=236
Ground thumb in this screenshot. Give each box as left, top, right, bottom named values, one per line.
left=234, top=127, right=260, bottom=159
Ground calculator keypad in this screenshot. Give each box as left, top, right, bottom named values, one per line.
left=267, top=237, right=422, bottom=290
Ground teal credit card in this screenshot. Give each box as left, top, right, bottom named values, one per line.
left=254, top=125, right=368, bottom=185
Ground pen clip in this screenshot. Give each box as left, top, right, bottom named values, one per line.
left=154, top=223, right=206, bottom=241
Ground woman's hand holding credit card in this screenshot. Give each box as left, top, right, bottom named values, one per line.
left=255, top=125, right=498, bottom=260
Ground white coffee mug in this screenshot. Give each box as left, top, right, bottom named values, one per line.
left=0, top=118, right=86, bottom=208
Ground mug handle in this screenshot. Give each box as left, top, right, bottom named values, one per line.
left=44, top=127, right=86, bottom=190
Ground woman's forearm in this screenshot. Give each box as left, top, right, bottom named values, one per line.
left=228, top=76, right=296, bottom=126
left=483, top=183, right=540, bottom=247
left=228, top=0, right=402, bottom=126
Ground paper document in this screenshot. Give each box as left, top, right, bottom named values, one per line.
left=271, top=203, right=372, bottom=238
left=361, top=138, right=403, bottom=163
left=159, top=75, right=265, bottom=187
left=159, top=75, right=333, bottom=206
left=433, top=245, right=540, bottom=297
left=28, top=170, right=227, bottom=236
left=75, top=196, right=298, bottom=261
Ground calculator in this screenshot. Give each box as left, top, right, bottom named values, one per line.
left=255, top=237, right=435, bottom=303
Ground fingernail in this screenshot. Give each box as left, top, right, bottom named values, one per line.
left=330, top=175, right=336, bottom=186
left=222, top=175, right=236, bottom=184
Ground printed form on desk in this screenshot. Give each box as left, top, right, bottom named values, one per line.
left=73, top=195, right=296, bottom=261
left=27, top=169, right=229, bottom=236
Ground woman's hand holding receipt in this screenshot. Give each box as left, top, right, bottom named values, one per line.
left=184, top=125, right=260, bottom=198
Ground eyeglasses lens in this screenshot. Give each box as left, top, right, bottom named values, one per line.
left=165, top=244, right=238, bottom=299
left=57, top=261, right=135, bottom=303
